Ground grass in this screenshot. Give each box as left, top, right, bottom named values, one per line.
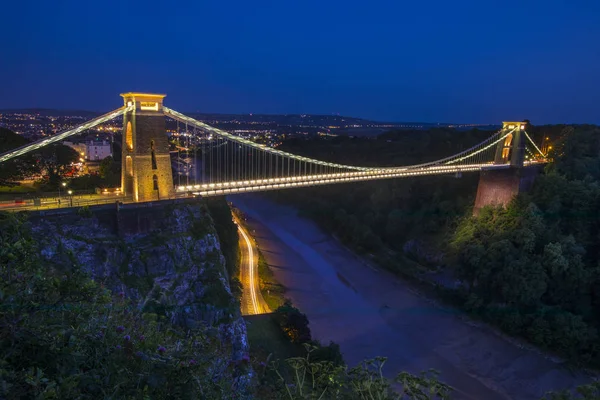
left=0, top=185, right=38, bottom=200
left=244, top=314, right=301, bottom=362
left=0, top=185, right=37, bottom=193
left=257, top=249, right=286, bottom=311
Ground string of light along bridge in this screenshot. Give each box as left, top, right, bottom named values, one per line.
left=0, top=93, right=547, bottom=203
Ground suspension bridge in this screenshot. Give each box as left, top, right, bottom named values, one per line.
left=0, top=93, right=546, bottom=209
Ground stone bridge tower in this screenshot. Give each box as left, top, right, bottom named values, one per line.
left=493, top=121, right=526, bottom=167
left=120, top=93, right=174, bottom=202
left=473, top=121, right=541, bottom=214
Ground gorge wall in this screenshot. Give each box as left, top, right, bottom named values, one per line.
left=26, top=199, right=251, bottom=395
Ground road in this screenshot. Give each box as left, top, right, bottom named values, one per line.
left=0, top=193, right=127, bottom=211
left=235, top=215, right=270, bottom=315
left=0, top=190, right=201, bottom=212
left=231, top=194, right=590, bottom=400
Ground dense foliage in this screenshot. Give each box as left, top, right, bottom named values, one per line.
left=272, top=301, right=344, bottom=365
left=0, top=127, right=35, bottom=186
left=273, top=301, right=312, bottom=344
left=3, top=123, right=600, bottom=397
left=450, top=125, right=600, bottom=365
left=0, top=207, right=459, bottom=400
left=263, top=304, right=453, bottom=399
left=270, top=125, right=600, bottom=367
left=36, top=144, right=80, bottom=186
left=205, top=198, right=243, bottom=300
left=0, top=213, right=243, bottom=399
left=0, top=127, right=119, bottom=192
left=204, top=199, right=239, bottom=277
left=269, top=345, right=452, bottom=400
left=269, top=129, right=492, bottom=258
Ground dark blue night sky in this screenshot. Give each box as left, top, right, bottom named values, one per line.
left=1, top=0, right=599, bottom=124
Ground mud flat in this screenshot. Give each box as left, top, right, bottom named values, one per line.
left=232, top=194, right=590, bottom=400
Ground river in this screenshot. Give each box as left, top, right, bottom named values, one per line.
left=231, top=194, right=589, bottom=400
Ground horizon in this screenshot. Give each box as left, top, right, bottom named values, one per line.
left=0, top=106, right=505, bottom=126
left=1, top=1, right=599, bottom=124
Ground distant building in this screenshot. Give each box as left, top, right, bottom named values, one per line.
left=86, top=140, right=112, bottom=161
left=64, top=139, right=112, bottom=161
left=63, top=141, right=86, bottom=158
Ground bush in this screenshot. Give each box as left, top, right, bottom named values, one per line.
left=308, top=340, right=344, bottom=366
left=0, top=213, right=237, bottom=399
left=271, top=344, right=453, bottom=400
left=77, top=205, right=93, bottom=218
left=272, top=300, right=311, bottom=344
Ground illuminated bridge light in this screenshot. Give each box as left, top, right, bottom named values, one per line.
left=2, top=104, right=547, bottom=201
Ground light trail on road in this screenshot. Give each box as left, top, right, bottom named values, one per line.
left=238, top=220, right=261, bottom=315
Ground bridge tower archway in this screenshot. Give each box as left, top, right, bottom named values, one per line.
left=120, top=93, right=174, bottom=202
left=493, top=121, right=527, bottom=167
left=475, top=121, right=539, bottom=214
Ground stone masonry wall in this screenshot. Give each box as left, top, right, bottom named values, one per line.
left=133, top=114, right=174, bottom=202
left=473, top=166, right=542, bottom=215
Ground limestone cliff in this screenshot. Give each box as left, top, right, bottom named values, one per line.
left=28, top=200, right=251, bottom=396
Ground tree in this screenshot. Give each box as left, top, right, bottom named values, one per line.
left=99, top=155, right=121, bottom=187
left=0, top=127, right=34, bottom=186
left=271, top=124, right=600, bottom=369
left=273, top=301, right=312, bottom=344
left=542, top=381, right=600, bottom=400
left=542, top=237, right=594, bottom=315
left=0, top=213, right=237, bottom=399
left=35, top=144, right=79, bottom=186
left=385, top=208, right=407, bottom=243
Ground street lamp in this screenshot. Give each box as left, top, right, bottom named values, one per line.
left=67, top=190, right=73, bottom=207
left=58, top=182, right=67, bottom=207
left=541, top=137, right=551, bottom=154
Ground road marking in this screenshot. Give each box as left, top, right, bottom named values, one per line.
left=238, top=222, right=260, bottom=314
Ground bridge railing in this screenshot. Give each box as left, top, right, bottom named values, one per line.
left=0, top=194, right=129, bottom=212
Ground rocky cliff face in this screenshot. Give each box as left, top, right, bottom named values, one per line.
left=28, top=201, right=251, bottom=396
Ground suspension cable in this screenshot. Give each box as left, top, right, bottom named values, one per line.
left=445, top=128, right=516, bottom=165
left=0, top=106, right=132, bottom=164
left=164, top=107, right=523, bottom=173
left=524, top=130, right=546, bottom=157
left=164, top=107, right=368, bottom=172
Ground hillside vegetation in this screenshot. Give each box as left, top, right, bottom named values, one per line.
left=270, top=125, right=600, bottom=368
left=0, top=200, right=251, bottom=399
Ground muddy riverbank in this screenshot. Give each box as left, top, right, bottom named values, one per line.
left=231, top=194, right=589, bottom=400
